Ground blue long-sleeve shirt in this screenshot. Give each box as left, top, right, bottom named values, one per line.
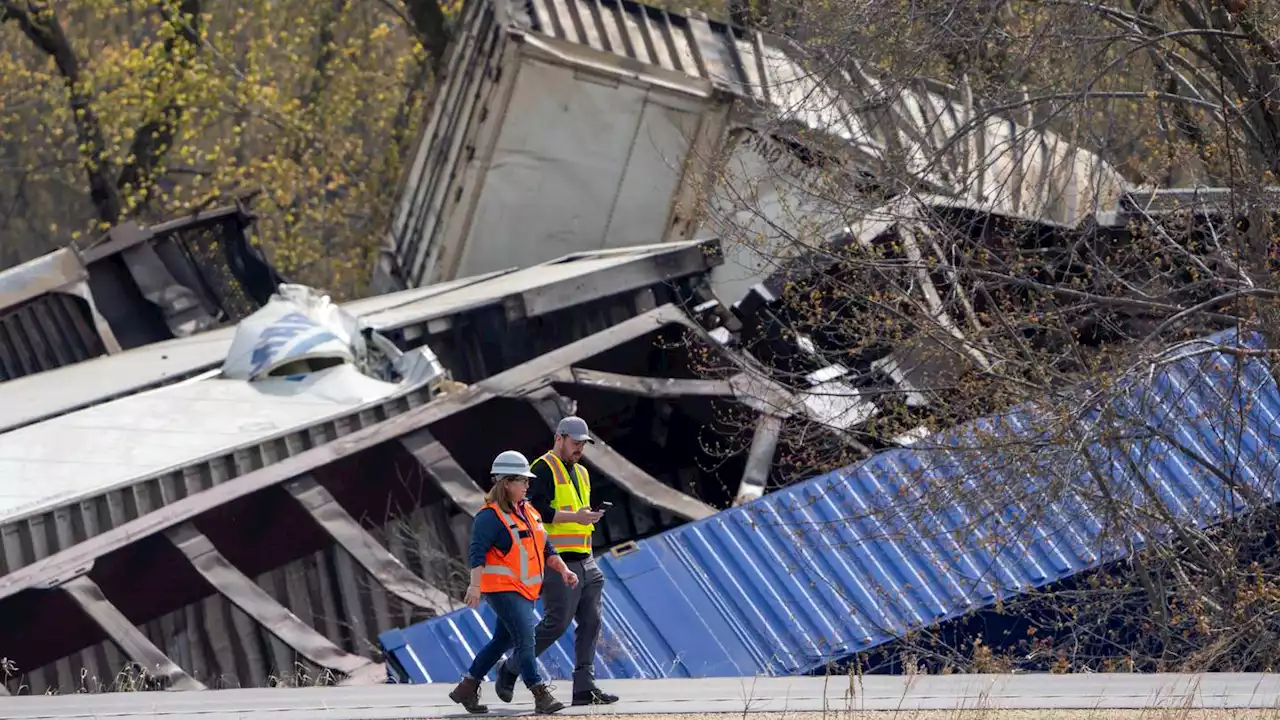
left=469, top=505, right=559, bottom=569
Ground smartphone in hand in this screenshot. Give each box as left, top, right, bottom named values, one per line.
left=594, top=501, right=614, bottom=512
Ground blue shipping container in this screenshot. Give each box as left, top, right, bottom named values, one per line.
left=380, top=329, right=1280, bottom=682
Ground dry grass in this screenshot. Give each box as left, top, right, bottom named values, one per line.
left=0, top=659, right=348, bottom=694
left=593, top=707, right=1280, bottom=712
left=555, top=691, right=1280, bottom=720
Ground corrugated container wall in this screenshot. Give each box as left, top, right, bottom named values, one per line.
left=11, top=483, right=456, bottom=695
left=0, top=383, right=441, bottom=695
left=0, top=242, right=726, bottom=695
left=379, top=0, right=503, bottom=293
left=374, top=0, right=1127, bottom=305
left=382, top=329, right=1280, bottom=682
left=0, top=249, right=116, bottom=382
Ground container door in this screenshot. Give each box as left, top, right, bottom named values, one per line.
left=459, top=61, right=650, bottom=277
left=600, top=91, right=704, bottom=250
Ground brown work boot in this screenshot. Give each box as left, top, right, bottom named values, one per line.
left=448, top=675, right=489, bottom=714
left=530, top=683, right=565, bottom=714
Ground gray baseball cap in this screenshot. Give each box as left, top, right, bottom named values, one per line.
left=556, top=416, right=595, bottom=443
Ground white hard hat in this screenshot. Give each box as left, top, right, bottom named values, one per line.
left=490, top=450, right=537, bottom=478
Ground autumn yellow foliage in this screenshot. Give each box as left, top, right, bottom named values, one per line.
left=1, top=0, right=448, bottom=298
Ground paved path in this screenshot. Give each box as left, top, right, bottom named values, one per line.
left=3, top=674, right=1280, bottom=719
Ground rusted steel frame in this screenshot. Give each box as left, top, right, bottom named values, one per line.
left=60, top=575, right=206, bottom=691
left=0, top=303, right=696, bottom=603
left=164, top=523, right=374, bottom=677
left=555, top=318, right=805, bottom=420
left=634, top=301, right=804, bottom=419
left=554, top=367, right=736, bottom=398
left=284, top=475, right=454, bottom=614
left=736, top=413, right=782, bottom=506
left=397, top=427, right=487, bottom=516
left=524, top=387, right=717, bottom=521
left=552, top=330, right=857, bottom=505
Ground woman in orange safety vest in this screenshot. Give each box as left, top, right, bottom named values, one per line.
left=449, top=450, right=579, bottom=715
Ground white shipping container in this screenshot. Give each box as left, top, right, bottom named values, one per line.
left=375, top=0, right=1128, bottom=304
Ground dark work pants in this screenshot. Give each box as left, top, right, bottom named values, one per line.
left=501, top=556, right=604, bottom=694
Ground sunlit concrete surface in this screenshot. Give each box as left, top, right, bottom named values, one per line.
left=3, top=674, right=1280, bottom=720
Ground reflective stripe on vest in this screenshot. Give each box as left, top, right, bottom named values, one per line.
left=548, top=531, right=592, bottom=548
left=480, top=503, right=546, bottom=600
left=539, top=452, right=594, bottom=554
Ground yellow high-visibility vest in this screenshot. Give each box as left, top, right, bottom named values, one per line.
left=537, top=451, right=594, bottom=554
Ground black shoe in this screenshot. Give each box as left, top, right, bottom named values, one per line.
left=494, top=665, right=518, bottom=703
left=572, top=688, right=619, bottom=706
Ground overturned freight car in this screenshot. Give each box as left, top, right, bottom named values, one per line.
left=0, top=202, right=283, bottom=383
left=719, top=184, right=1280, bottom=455
left=374, top=0, right=1125, bottom=305
left=0, top=238, right=832, bottom=694
left=382, top=327, right=1280, bottom=683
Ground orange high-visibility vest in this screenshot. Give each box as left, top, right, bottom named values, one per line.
left=479, top=501, right=548, bottom=601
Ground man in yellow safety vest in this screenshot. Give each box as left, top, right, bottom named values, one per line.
left=493, top=416, right=619, bottom=707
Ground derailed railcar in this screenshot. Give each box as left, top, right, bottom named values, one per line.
left=380, top=327, right=1280, bottom=683
left=373, top=0, right=1125, bottom=305
left=0, top=239, right=723, bottom=435
left=0, top=202, right=282, bottom=383
left=0, top=239, right=827, bottom=694
left=727, top=187, right=1280, bottom=452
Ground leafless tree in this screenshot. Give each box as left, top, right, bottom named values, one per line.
left=682, top=0, right=1280, bottom=674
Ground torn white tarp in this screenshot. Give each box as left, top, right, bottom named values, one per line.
left=222, top=284, right=367, bottom=381
left=221, top=284, right=447, bottom=388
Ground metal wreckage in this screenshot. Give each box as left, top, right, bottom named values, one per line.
left=1, top=0, right=1278, bottom=698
